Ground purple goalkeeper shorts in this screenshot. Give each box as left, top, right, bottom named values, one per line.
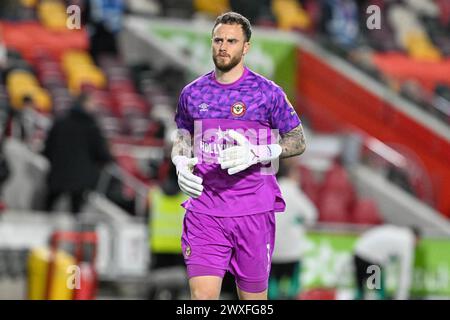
left=181, top=210, right=276, bottom=293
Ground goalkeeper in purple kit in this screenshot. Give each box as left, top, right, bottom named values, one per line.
left=171, top=12, right=306, bottom=300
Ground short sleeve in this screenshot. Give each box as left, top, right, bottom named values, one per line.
left=269, top=85, right=301, bottom=135
left=174, top=89, right=194, bottom=134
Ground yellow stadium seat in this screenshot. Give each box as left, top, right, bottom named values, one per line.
left=7, top=71, right=43, bottom=110
left=62, top=51, right=94, bottom=72
left=7, top=70, right=38, bottom=89
left=66, top=64, right=99, bottom=76
left=9, top=90, right=32, bottom=110
left=38, top=0, right=66, bottom=15
left=272, top=0, right=311, bottom=31
left=32, top=88, right=52, bottom=113
left=9, top=86, right=52, bottom=112
left=68, top=71, right=106, bottom=95
left=21, top=0, right=39, bottom=8
left=43, top=21, right=68, bottom=32
left=194, top=0, right=230, bottom=16
left=61, top=50, right=106, bottom=94
left=404, top=32, right=442, bottom=62
left=38, top=0, right=67, bottom=29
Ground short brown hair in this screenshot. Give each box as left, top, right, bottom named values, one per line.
left=212, top=12, right=252, bottom=42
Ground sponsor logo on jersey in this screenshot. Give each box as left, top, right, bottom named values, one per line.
left=185, top=246, right=191, bottom=258
left=198, top=103, right=209, bottom=112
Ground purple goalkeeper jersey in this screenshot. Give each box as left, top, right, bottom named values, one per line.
left=174, top=66, right=301, bottom=217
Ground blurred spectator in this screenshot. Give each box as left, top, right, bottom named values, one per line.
left=358, top=0, right=399, bottom=52
left=42, top=92, right=113, bottom=215
left=0, top=30, right=7, bottom=73
left=85, top=0, right=125, bottom=62
left=320, top=0, right=360, bottom=50
left=399, top=80, right=429, bottom=109
left=230, top=0, right=273, bottom=25
left=0, top=140, right=10, bottom=209
left=12, top=95, right=34, bottom=141
left=432, top=83, right=450, bottom=121
left=147, top=161, right=187, bottom=299
left=386, top=165, right=414, bottom=195
left=159, top=0, right=194, bottom=18
left=352, top=224, right=421, bottom=300
left=0, top=92, right=12, bottom=146
left=104, top=174, right=136, bottom=214
left=0, top=0, right=20, bottom=20
left=269, top=158, right=318, bottom=300
left=0, top=80, right=12, bottom=210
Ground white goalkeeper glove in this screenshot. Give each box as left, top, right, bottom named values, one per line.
left=172, top=155, right=204, bottom=198
left=218, top=130, right=282, bottom=175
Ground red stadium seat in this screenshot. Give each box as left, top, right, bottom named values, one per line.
left=318, top=193, right=351, bottom=223
left=351, top=198, right=383, bottom=225
left=321, top=184, right=355, bottom=211
left=299, top=165, right=320, bottom=205
left=116, top=155, right=151, bottom=184
left=320, top=163, right=356, bottom=210
left=322, top=163, right=353, bottom=191
left=297, top=288, right=336, bottom=300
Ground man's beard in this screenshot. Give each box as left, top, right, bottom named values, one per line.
left=213, top=52, right=242, bottom=72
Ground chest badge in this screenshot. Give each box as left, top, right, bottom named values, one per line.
left=231, top=102, right=246, bottom=117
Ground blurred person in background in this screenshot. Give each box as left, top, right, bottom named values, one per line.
left=0, top=29, right=10, bottom=209
left=147, top=160, right=188, bottom=299
left=42, top=91, right=113, bottom=215
left=0, top=27, right=9, bottom=140
left=229, top=0, right=273, bottom=25
left=269, top=158, right=318, bottom=300
left=0, top=29, right=7, bottom=74
left=0, top=0, right=20, bottom=20
left=352, top=224, right=421, bottom=300
left=84, top=0, right=125, bottom=62
left=0, top=124, right=10, bottom=211
left=9, top=95, right=34, bottom=141
left=320, top=0, right=360, bottom=52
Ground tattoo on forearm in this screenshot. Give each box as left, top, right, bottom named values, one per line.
left=279, top=124, right=306, bottom=159
left=172, top=129, right=193, bottom=158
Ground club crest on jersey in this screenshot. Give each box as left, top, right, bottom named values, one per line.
left=231, top=102, right=246, bottom=117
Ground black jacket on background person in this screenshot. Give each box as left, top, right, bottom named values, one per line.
left=43, top=104, right=113, bottom=193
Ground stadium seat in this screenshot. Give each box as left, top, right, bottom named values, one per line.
left=7, top=70, right=52, bottom=112
left=350, top=198, right=383, bottom=225
left=21, top=0, right=39, bottom=8
left=194, top=0, right=230, bottom=17
left=322, top=163, right=353, bottom=190
left=38, top=0, right=67, bottom=31
left=318, top=193, right=351, bottom=223
left=436, top=0, right=450, bottom=26
left=297, top=288, right=336, bottom=300
left=7, top=70, right=38, bottom=88
left=404, top=31, right=442, bottom=62
left=298, top=165, right=320, bottom=206
left=320, top=163, right=356, bottom=209
left=272, top=0, right=311, bottom=31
